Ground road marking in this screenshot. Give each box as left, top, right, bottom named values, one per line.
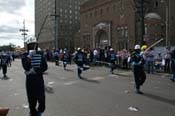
left=109, top=74, right=119, bottom=78
left=48, top=81, right=55, bottom=85
left=91, top=77, right=105, bottom=80
left=64, top=81, right=77, bottom=85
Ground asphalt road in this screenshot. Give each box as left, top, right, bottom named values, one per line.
left=0, top=59, right=174, bottom=116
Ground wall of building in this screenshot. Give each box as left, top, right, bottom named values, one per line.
left=35, top=0, right=88, bottom=50
left=80, top=0, right=136, bottom=50
left=80, top=0, right=175, bottom=51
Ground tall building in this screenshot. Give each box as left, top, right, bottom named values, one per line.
left=35, top=0, right=88, bottom=50
left=79, top=0, right=175, bottom=51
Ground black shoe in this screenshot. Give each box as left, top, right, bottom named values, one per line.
left=170, top=78, right=175, bottom=82
left=78, top=75, right=82, bottom=79
left=3, top=75, right=8, bottom=80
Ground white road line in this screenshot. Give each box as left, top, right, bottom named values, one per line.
left=91, top=77, right=105, bottom=80
left=64, top=81, right=77, bottom=85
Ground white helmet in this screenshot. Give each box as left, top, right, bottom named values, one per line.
left=134, top=45, right=140, bottom=50
left=77, top=47, right=81, bottom=51
left=110, top=48, right=114, bottom=51
left=37, top=47, right=41, bottom=51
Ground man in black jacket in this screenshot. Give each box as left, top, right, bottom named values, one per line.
left=108, top=48, right=116, bottom=74
left=73, top=48, right=90, bottom=79
left=130, top=45, right=146, bottom=94
left=21, top=42, right=48, bottom=116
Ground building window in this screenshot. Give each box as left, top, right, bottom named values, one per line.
left=125, top=29, right=128, bottom=38
left=94, top=10, right=97, bottom=17
left=145, top=24, right=148, bottom=35
left=154, top=0, right=159, bottom=8
left=113, top=4, right=116, bottom=12
left=60, top=20, right=63, bottom=23
left=106, top=7, right=109, bottom=13
left=100, top=9, right=103, bottom=16
left=90, top=13, right=92, bottom=17
left=120, top=0, right=124, bottom=10
left=121, top=27, right=125, bottom=38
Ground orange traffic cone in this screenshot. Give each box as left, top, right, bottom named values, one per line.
left=0, top=107, right=9, bottom=116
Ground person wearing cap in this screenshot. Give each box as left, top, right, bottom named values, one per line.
left=53, top=49, right=59, bottom=66
left=145, top=47, right=155, bottom=74
left=108, top=48, right=116, bottom=74
left=73, top=47, right=88, bottom=79
left=62, top=49, right=69, bottom=70
left=21, top=42, right=48, bottom=116
left=140, top=45, right=147, bottom=60
left=130, top=45, right=146, bottom=94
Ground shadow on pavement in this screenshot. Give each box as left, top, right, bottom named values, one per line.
left=114, top=73, right=131, bottom=77
left=1, top=76, right=10, bottom=80
left=65, top=69, right=74, bottom=72
left=45, top=86, right=54, bottom=94
left=81, top=77, right=100, bottom=84
left=143, top=92, right=175, bottom=105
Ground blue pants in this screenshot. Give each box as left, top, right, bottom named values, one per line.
left=146, top=61, right=154, bottom=74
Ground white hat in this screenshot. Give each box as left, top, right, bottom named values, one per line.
left=134, top=45, right=140, bottom=50
left=77, top=47, right=81, bottom=51
left=37, top=47, right=41, bottom=51
left=110, top=48, right=114, bottom=51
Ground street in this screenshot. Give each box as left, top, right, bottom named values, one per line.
left=0, top=59, right=174, bottom=116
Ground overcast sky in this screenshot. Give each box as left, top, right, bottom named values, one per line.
left=0, top=0, right=34, bottom=47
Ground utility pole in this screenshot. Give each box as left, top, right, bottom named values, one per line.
left=51, top=0, right=59, bottom=49
left=140, top=0, right=145, bottom=45
left=36, top=15, right=49, bottom=41
left=19, top=20, right=28, bottom=48
left=134, top=0, right=149, bottom=45
left=166, top=0, right=170, bottom=47
left=160, top=0, right=170, bottom=47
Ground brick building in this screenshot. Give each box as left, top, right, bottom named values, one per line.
left=80, top=0, right=175, bottom=51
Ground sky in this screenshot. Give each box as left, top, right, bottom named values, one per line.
left=0, top=0, right=34, bottom=47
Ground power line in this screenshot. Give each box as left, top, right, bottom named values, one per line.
left=19, top=20, right=28, bottom=48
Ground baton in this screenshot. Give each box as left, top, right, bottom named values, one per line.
left=144, top=38, right=164, bottom=52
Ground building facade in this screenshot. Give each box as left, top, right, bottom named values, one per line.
left=80, top=0, right=175, bottom=51
left=35, top=0, right=88, bottom=50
